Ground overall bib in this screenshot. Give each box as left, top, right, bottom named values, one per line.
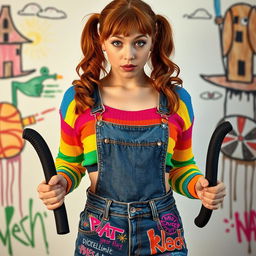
left=74, top=85, right=188, bottom=256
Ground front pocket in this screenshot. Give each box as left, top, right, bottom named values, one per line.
left=78, top=205, right=104, bottom=235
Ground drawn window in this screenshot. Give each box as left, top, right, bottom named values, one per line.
left=235, top=31, right=243, bottom=42
left=238, top=60, right=245, bottom=76
left=16, top=49, right=20, bottom=55
left=233, top=16, right=239, bottom=24
left=3, top=18, right=8, bottom=28
left=3, top=33, right=9, bottom=42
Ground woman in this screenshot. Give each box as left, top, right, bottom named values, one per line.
left=37, top=0, right=226, bottom=255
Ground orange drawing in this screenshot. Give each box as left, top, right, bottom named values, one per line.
left=0, top=102, right=55, bottom=217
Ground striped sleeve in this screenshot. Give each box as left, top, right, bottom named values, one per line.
left=55, top=86, right=86, bottom=193
left=168, top=87, right=203, bottom=199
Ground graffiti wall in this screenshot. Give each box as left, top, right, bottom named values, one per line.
left=0, top=0, right=255, bottom=255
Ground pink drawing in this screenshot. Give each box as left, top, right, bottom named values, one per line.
left=0, top=5, right=35, bottom=78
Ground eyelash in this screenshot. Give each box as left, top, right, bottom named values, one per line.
left=111, top=40, right=147, bottom=47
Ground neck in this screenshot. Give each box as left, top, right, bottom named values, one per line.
left=101, top=70, right=152, bottom=90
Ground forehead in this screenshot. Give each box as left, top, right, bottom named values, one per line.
left=109, top=32, right=150, bottom=39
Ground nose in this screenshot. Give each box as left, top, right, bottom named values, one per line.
left=124, top=45, right=135, bottom=60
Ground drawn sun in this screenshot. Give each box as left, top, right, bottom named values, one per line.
left=117, top=234, right=127, bottom=243
left=20, top=17, right=54, bottom=59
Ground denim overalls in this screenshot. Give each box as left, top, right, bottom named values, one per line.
left=74, top=85, right=188, bottom=256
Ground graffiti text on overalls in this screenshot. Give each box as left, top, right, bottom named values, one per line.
left=147, top=228, right=185, bottom=254
left=89, top=216, right=125, bottom=240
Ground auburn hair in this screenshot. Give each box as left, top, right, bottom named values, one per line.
left=73, top=0, right=182, bottom=114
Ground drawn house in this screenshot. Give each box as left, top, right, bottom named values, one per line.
left=222, top=4, right=256, bottom=83
left=0, top=5, right=34, bottom=78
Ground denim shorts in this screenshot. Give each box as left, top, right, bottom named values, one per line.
left=74, top=189, right=188, bottom=256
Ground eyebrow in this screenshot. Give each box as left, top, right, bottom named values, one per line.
left=111, top=34, right=148, bottom=39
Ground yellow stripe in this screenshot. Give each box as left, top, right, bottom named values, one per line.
left=83, top=134, right=97, bottom=153
left=176, top=100, right=191, bottom=131
left=179, top=170, right=199, bottom=195
left=172, top=148, right=194, bottom=161
left=169, top=166, right=190, bottom=188
left=64, top=100, right=77, bottom=128
left=167, top=137, right=175, bottom=155
left=60, top=138, right=83, bottom=157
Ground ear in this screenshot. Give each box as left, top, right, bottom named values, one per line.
left=222, top=9, right=233, bottom=56
left=248, top=7, right=256, bottom=53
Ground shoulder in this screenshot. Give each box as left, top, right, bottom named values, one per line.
left=59, top=86, right=78, bottom=127
left=174, top=86, right=194, bottom=126
left=174, top=86, right=192, bottom=103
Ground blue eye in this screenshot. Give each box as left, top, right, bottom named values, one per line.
left=111, top=41, right=122, bottom=47
left=135, top=40, right=146, bottom=47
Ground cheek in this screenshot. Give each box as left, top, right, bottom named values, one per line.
left=105, top=51, right=119, bottom=65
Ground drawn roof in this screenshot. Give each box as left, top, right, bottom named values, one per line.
left=0, top=5, right=32, bottom=44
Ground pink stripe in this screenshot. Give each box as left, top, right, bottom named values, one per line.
left=75, top=109, right=95, bottom=128
left=61, top=116, right=76, bottom=136
left=104, top=105, right=159, bottom=121
left=181, top=122, right=193, bottom=140
left=169, top=113, right=184, bottom=129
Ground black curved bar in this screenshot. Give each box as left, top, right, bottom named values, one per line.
left=194, top=121, right=232, bottom=228
left=23, top=128, right=70, bottom=234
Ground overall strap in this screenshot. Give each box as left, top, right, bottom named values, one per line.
left=90, top=83, right=105, bottom=115
left=157, top=91, right=170, bottom=117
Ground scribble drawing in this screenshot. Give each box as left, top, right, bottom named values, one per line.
left=18, top=3, right=67, bottom=19
left=11, top=67, right=63, bottom=107
left=200, top=91, right=222, bottom=100
left=201, top=2, right=256, bottom=253
left=0, top=6, right=35, bottom=79
left=183, top=8, right=212, bottom=19
left=0, top=102, right=56, bottom=217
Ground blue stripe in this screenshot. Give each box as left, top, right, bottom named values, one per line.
left=60, top=86, right=75, bottom=118
left=175, top=86, right=194, bottom=123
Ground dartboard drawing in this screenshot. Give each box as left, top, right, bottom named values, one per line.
left=219, top=115, right=256, bottom=162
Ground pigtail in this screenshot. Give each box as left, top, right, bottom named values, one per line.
left=73, top=13, right=107, bottom=114
left=151, top=14, right=182, bottom=114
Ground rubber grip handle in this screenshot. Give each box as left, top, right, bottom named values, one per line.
left=194, top=121, right=232, bottom=228
left=22, top=128, right=70, bottom=234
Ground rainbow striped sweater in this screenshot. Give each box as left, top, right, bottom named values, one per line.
left=55, top=86, right=203, bottom=199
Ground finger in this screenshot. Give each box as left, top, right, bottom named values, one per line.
left=46, top=198, right=65, bottom=210
left=39, top=186, right=65, bottom=200
left=205, top=185, right=226, bottom=195
left=199, top=177, right=209, bottom=188
left=43, top=190, right=66, bottom=205
left=48, top=175, right=61, bottom=186
left=202, top=201, right=221, bottom=210
left=38, top=183, right=62, bottom=193
left=203, top=190, right=226, bottom=200
left=201, top=196, right=224, bottom=207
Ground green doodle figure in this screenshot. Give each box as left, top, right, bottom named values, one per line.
left=11, top=67, right=63, bottom=106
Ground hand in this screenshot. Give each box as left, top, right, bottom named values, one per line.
left=195, top=177, right=226, bottom=210
left=37, top=174, right=67, bottom=210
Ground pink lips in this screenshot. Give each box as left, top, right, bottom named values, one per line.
left=121, top=64, right=137, bottom=71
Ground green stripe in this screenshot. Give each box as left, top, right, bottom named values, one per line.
left=165, top=152, right=173, bottom=166
left=173, top=168, right=198, bottom=195
left=57, top=151, right=84, bottom=163
left=56, top=166, right=80, bottom=192
left=171, top=157, right=196, bottom=167
left=82, top=151, right=97, bottom=166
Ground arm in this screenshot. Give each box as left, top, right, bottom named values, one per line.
left=37, top=87, right=85, bottom=210
left=168, top=88, right=203, bottom=199
left=55, top=86, right=86, bottom=193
